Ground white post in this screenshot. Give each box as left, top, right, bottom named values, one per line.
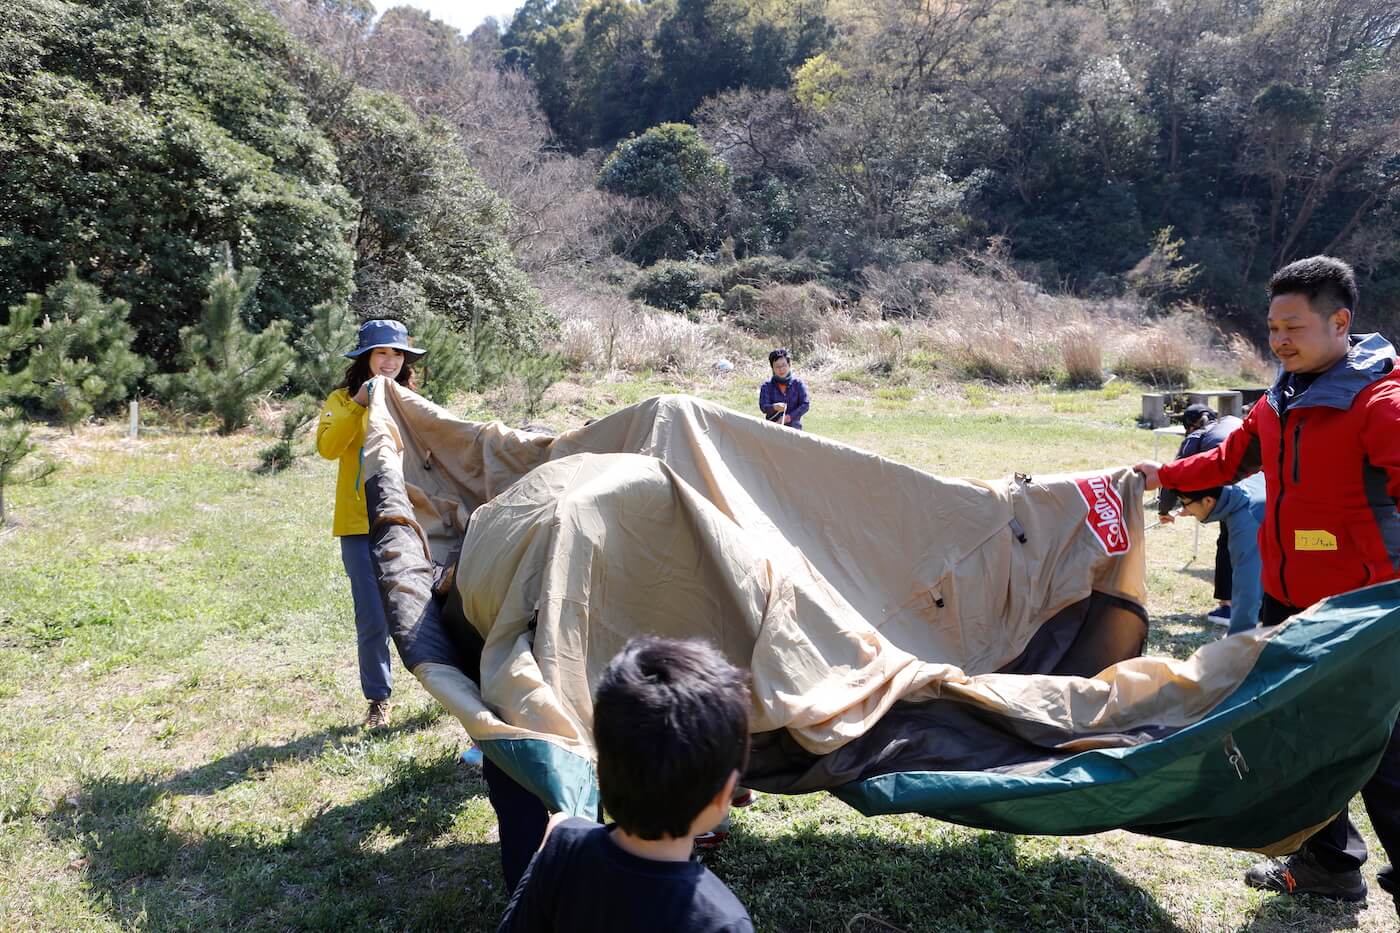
left=128, top=400, right=139, bottom=439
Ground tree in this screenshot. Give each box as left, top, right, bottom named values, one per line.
left=0, top=294, right=39, bottom=406
left=597, top=123, right=732, bottom=263
left=303, top=83, right=551, bottom=347
left=407, top=310, right=482, bottom=405
left=291, top=300, right=359, bottom=399
left=0, top=300, right=54, bottom=527
left=499, top=0, right=833, bottom=149
left=0, top=0, right=355, bottom=366
left=16, top=267, right=148, bottom=430
left=259, top=299, right=359, bottom=473
left=161, top=248, right=294, bottom=435
left=0, top=410, right=57, bottom=528
left=350, top=5, right=616, bottom=274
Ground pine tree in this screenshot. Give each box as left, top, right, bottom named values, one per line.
left=409, top=310, right=478, bottom=405
left=19, top=266, right=148, bottom=430
left=259, top=302, right=358, bottom=473
left=291, top=300, right=358, bottom=399
left=0, top=409, right=57, bottom=527
left=516, top=351, right=562, bottom=417
left=162, top=247, right=294, bottom=435
left=0, top=304, right=53, bottom=525
left=0, top=296, right=39, bottom=407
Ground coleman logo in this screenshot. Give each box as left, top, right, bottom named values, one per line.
left=1075, top=475, right=1130, bottom=555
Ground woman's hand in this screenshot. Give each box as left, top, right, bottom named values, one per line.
left=782, top=414, right=791, bottom=425
left=772, top=402, right=786, bottom=412
left=352, top=379, right=372, bottom=407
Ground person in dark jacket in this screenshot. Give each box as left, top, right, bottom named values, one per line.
left=498, top=638, right=754, bottom=932
left=1136, top=256, right=1400, bottom=913
left=1158, top=404, right=1249, bottom=625
left=758, top=348, right=809, bottom=430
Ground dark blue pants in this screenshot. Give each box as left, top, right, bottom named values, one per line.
left=339, top=534, right=392, bottom=701
left=483, top=756, right=549, bottom=894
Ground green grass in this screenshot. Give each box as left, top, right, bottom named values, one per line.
left=1, top=381, right=1392, bottom=932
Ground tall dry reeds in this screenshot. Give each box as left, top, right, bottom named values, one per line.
left=1060, top=323, right=1104, bottom=388
left=546, top=277, right=717, bottom=376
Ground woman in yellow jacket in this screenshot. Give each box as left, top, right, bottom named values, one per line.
left=317, top=319, right=426, bottom=728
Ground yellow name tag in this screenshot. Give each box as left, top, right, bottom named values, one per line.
left=1295, top=530, right=1338, bottom=551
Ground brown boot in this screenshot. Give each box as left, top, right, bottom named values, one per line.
left=363, top=699, right=391, bottom=729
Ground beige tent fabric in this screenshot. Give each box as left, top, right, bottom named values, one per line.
left=362, top=384, right=1271, bottom=763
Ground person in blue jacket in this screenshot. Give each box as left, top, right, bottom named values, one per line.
left=758, top=348, right=809, bottom=429
left=1166, top=472, right=1267, bottom=635
left=1158, top=403, right=1261, bottom=626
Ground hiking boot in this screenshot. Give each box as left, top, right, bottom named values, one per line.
left=731, top=787, right=758, bottom=808
left=1207, top=605, right=1231, bottom=627
left=363, top=699, right=391, bottom=729
left=1243, top=850, right=1366, bottom=901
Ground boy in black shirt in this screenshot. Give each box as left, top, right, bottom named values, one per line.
left=497, top=637, right=755, bottom=933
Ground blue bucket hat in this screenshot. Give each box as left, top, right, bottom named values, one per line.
left=344, top=319, right=427, bottom=361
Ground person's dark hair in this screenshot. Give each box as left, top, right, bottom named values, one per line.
left=594, top=637, right=751, bottom=841
left=768, top=348, right=790, bottom=367
left=1268, top=256, right=1358, bottom=321
left=1174, top=486, right=1223, bottom=505
left=340, top=354, right=418, bottom=396
left=1187, top=412, right=1215, bottom=431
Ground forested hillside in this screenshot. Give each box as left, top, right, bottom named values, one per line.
left=1, top=0, right=546, bottom=369
left=490, top=0, right=1400, bottom=329
left=2, top=0, right=1398, bottom=446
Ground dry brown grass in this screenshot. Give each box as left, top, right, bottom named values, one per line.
left=1060, top=324, right=1104, bottom=388
left=546, top=278, right=717, bottom=376
left=546, top=261, right=1259, bottom=391
left=1229, top=333, right=1278, bottom=385
left=1111, top=311, right=1205, bottom=388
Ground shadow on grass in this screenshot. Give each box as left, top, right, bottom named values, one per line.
left=156, top=705, right=445, bottom=797
left=1176, top=564, right=1218, bottom=585
left=709, top=822, right=1188, bottom=933
left=47, top=718, right=507, bottom=932
left=1241, top=891, right=1366, bottom=932
left=1145, top=611, right=1218, bottom=660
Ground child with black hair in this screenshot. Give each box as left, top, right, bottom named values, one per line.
left=497, top=637, right=754, bottom=933
left=1165, top=473, right=1266, bottom=636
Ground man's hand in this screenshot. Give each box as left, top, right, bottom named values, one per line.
left=782, top=414, right=791, bottom=425
left=1133, top=461, right=1162, bottom=490
left=1157, top=512, right=1175, bottom=525
left=772, top=402, right=786, bottom=412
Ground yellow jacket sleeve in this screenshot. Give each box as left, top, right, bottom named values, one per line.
left=317, top=388, right=365, bottom=461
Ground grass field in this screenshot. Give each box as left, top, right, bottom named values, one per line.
left=1, top=372, right=1393, bottom=932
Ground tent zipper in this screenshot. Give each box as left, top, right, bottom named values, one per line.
left=1224, top=733, right=1249, bottom=780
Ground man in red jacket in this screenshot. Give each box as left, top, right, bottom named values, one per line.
left=1136, top=256, right=1399, bottom=912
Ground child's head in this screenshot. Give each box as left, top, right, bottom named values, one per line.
left=1267, top=256, right=1356, bottom=374
left=593, top=637, right=751, bottom=841
left=1172, top=486, right=1223, bottom=522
